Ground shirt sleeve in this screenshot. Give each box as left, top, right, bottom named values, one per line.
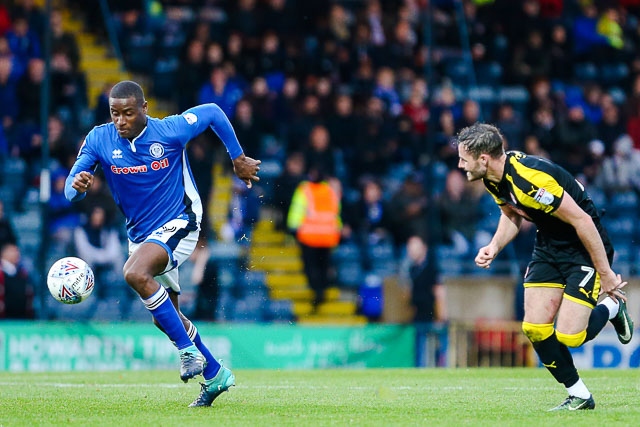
left=171, top=103, right=244, bottom=160
left=64, top=134, right=100, bottom=202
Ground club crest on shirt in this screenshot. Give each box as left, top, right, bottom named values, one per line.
left=149, top=143, right=164, bottom=158
left=534, top=188, right=554, bottom=205
left=182, top=112, right=198, bottom=125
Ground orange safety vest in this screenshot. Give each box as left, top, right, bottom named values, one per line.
left=296, top=182, right=341, bottom=248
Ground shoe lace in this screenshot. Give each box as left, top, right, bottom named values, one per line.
left=194, top=382, right=209, bottom=402
left=181, top=351, right=196, bottom=362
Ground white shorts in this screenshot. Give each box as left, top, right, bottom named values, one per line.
left=128, top=216, right=200, bottom=293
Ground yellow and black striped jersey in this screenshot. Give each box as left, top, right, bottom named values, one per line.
left=483, top=151, right=608, bottom=246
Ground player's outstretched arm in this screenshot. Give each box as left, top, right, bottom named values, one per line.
left=232, top=154, right=261, bottom=188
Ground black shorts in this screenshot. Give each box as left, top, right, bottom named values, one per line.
left=523, top=243, right=612, bottom=309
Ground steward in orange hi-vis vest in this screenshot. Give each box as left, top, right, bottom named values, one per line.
left=287, top=181, right=341, bottom=248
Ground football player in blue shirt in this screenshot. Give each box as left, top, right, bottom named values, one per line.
left=65, top=80, right=261, bottom=407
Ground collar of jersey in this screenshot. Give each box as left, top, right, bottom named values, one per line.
left=124, top=125, right=148, bottom=153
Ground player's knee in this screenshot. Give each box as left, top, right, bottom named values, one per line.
left=556, top=330, right=587, bottom=348
left=522, top=322, right=554, bottom=343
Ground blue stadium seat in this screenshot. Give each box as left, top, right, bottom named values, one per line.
left=573, top=62, right=597, bottom=82
left=598, top=62, right=629, bottom=87
left=123, top=33, right=156, bottom=74
left=498, top=86, right=529, bottom=115
left=607, top=191, right=638, bottom=218
left=475, top=62, right=503, bottom=87
left=152, top=57, right=179, bottom=100
left=444, top=58, right=474, bottom=88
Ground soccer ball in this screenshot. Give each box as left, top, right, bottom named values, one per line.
left=47, top=257, right=95, bottom=304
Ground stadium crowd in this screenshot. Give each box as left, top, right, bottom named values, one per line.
left=2, top=0, right=640, bottom=320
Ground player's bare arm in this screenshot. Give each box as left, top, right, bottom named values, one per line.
left=476, top=205, right=522, bottom=268
left=71, top=170, right=94, bottom=193
left=232, top=154, right=261, bottom=188
left=551, top=193, right=627, bottom=302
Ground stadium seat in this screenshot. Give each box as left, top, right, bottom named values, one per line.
left=475, top=62, right=503, bottom=87
left=607, top=191, right=638, bottom=218
left=573, top=62, right=597, bottom=82
left=443, top=58, right=474, bottom=89
left=498, top=86, right=529, bottom=115
left=598, top=62, right=629, bottom=87
left=608, top=87, right=626, bottom=104
left=152, top=57, right=179, bottom=100
left=123, top=33, right=156, bottom=74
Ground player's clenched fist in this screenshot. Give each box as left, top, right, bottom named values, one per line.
left=233, top=154, right=261, bottom=188
left=71, top=170, right=94, bottom=193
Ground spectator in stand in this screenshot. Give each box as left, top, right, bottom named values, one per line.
left=286, top=93, right=322, bottom=153
left=50, top=51, right=87, bottom=128
left=186, top=133, right=215, bottom=243
left=273, top=76, right=300, bottom=140
left=404, top=235, right=447, bottom=323
left=271, top=151, right=306, bottom=231
left=49, top=167, right=81, bottom=256
left=0, top=3, right=10, bottom=37
left=548, top=23, right=573, bottom=82
left=433, top=109, right=458, bottom=170
left=48, top=114, right=79, bottom=170
left=261, top=0, right=298, bottom=38
left=385, top=18, right=418, bottom=71
left=342, top=177, right=394, bottom=272
left=93, top=82, right=113, bottom=126
left=0, top=200, right=17, bottom=249
left=572, top=2, right=612, bottom=62
left=73, top=205, right=126, bottom=300
left=176, top=39, right=208, bottom=113
left=523, top=134, right=550, bottom=159
left=0, top=243, right=34, bottom=319
left=303, top=124, right=337, bottom=179
left=0, top=56, right=19, bottom=139
left=287, top=164, right=342, bottom=309
left=11, top=0, right=45, bottom=41
left=510, top=29, right=550, bottom=86
left=437, top=169, right=490, bottom=258
left=220, top=176, right=261, bottom=247
left=402, top=78, right=429, bottom=138
left=229, top=0, right=261, bottom=51
left=326, top=93, right=359, bottom=167
left=50, top=8, right=80, bottom=71
left=598, top=98, right=626, bottom=155
left=16, top=57, right=43, bottom=124
left=431, top=85, right=462, bottom=126
left=582, top=84, right=604, bottom=125
left=624, top=73, right=640, bottom=150
left=75, top=172, right=119, bottom=228
left=552, top=102, right=597, bottom=175
left=388, top=172, right=429, bottom=248
left=372, top=67, right=403, bottom=117
left=5, top=14, right=40, bottom=71
left=232, top=98, right=265, bottom=162
left=594, top=134, right=640, bottom=197
left=455, top=99, right=482, bottom=133
left=495, top=102, right=526, bottom=151
left=244, top=76, right=277, bottom=135
left=198, top=67, right=244, bottom=120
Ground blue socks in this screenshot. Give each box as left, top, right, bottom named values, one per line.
left=142, top=286, right=192, bottom=350
left=186, top=322, right=221, bottom=380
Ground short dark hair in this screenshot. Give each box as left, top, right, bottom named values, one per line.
left=456, top=122, right=505, bottom=159
left=109, top=80, right=145, bottom=106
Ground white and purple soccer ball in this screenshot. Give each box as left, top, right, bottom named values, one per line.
left=47, top=257, right=95, bottom=304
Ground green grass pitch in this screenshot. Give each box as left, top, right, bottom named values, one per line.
left=1, top=368, right=639, bottom=426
